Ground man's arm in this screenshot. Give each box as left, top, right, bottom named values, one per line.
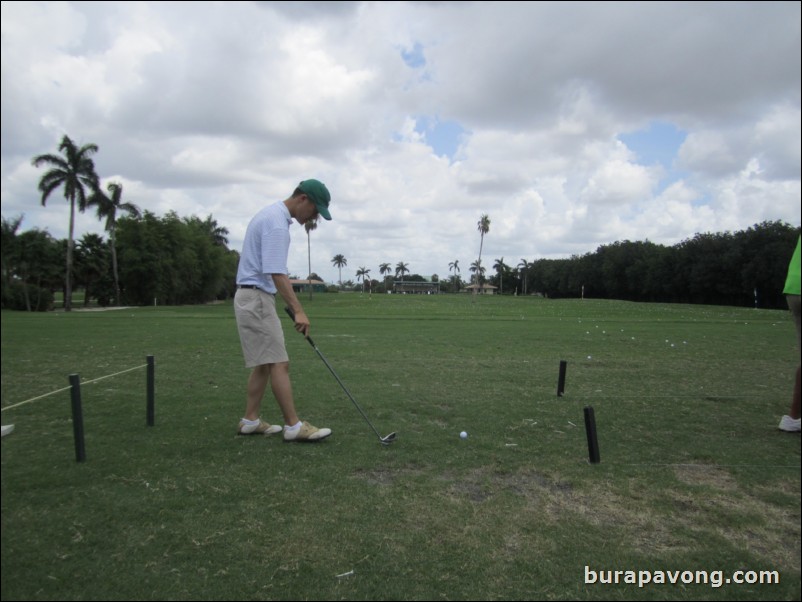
left=272, top=273, right=310, bottom=336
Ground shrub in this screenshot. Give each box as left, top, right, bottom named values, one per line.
left=1, top=281, right=54, bottom=311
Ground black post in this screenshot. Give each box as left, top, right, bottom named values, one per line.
left=69, top=374, right=86, bottom=463
left=583, top=406, right=600, bottom=464
left=146, top=355, right=155, bottom=426
left=557, top=360, right=567, bottom=396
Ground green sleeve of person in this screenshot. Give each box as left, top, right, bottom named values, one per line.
left=784, top=235, right=801, bottom=295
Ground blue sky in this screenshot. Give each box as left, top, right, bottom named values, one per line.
left=1, top=1, right=799, bottom=284
left=620, top=121, right=686, bottom=175
left=414, top=117, right=467, bottom=161
left=401, top=41, right=426, bottom=69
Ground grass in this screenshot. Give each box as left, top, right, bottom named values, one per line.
left=1, top=294, right=800, bottom=600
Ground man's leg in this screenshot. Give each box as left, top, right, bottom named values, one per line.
left=790, top=365, right=801, bottom=420
left=244, top=364, right=270, bottom=421
left=268, top=362, right=300, bottom=426
left=782, top=294, right=802, bottom=430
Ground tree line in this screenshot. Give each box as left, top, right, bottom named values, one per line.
left=2, top=136, right=798, bottom=311
left=3, top=214, right=796, bottom=312
left=323, top=220, right=798, bottom=310
left=2, top=134, right=239, bottom=311
left=487, top=220, right=799, bottom=309
left=2, top=211, right=239, bottom=310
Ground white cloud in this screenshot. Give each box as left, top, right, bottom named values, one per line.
left=753, top=102, right=802, bottom=180
left=1, top=1, right=799, bottom=285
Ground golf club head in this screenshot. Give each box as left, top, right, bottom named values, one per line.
left=287, top=304, right=396, bottom=447
left=380, top=432, right=397, bottom=446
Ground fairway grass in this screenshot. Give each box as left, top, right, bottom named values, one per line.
left=1, top=294, right=800, bottom=600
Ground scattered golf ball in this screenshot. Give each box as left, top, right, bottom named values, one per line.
left=460, top=431, right=468, bottom=439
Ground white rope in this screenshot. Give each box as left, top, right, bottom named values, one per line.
left=1, top=363, right=148, bottom=412
left=1, top=385, right=73, bottom=412
left=78, top=363, right=148, bottom=385
left=616, top=462, right=801, bottom=469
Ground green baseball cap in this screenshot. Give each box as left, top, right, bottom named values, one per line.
left=298, top=179, right=332, bottom=220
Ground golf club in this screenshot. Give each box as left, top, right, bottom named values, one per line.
left=285, top=307, right=397, bottom=446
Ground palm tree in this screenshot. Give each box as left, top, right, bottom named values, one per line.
left=395, top=262, right=409, bottom=282
left=32, top=135, right=100, bottom=311
left=379, top=262, right=391, bottom=291
left=202, top=214, right=230, bottom=247
left=75, top=233, right=109, bottom=307
left=305, top=218, right=318, bottom=300
left=332, top=254, right=347, bottom=289
left=470, top=260, right=485, bottom=291
left=493, top=257, right=507, bottom=295
left=87, top=182, right=140, bottom=306
left=356, top=267, right=371, bottom=293
left=476, top=214, right=490, bottom=281
left=449, top=259, right=461, bottom=293
left=474, top=214, right=490, bottom=301
left=517, top=258, right=531, bottom=296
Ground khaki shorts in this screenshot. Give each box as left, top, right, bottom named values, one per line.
left=234, top=288, right=289, bottom=368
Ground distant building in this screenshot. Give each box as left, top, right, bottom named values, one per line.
left=464, top=283, right=497, bottom=295
left=392, top=281, right=440, bottom=294
left=290, top=279, right=328, bottom=293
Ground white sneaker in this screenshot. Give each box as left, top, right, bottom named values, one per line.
left=778, top=415, right=801, bottom=432
left=283, top=421, right=332, bottom=442
left=238, top=419, right=283, bottom=436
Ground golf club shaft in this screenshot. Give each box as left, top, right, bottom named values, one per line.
left=284, top=306, right=385, bottom=440
left=312, top=345, right=384, bottom=440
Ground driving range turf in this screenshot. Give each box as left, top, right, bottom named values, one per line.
left=1, top=294, right=800, bottom=600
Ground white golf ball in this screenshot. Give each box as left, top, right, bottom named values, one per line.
left=460, top=431, right=468, bottom=439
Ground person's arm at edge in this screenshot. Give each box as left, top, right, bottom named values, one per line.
left=272, top=273, right=310, bottom=336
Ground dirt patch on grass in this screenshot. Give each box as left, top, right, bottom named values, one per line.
left=351, top=468, right=397, bottom=486
left=673, top=464, right=738, bottom=490
left=351, top=466, right=423, bottom=486
left=349, top=462, right=800, bottom=571
left=668, top=466, right=801, bottom=572
left=436, top=465, right=800, bottom=569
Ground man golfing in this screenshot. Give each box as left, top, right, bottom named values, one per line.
left=233, top=179, right=332, bottom=441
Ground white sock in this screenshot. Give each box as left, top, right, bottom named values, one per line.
left=241, top=417, right=259, bottom=426
left=285, top=421, right=302, bottom=431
